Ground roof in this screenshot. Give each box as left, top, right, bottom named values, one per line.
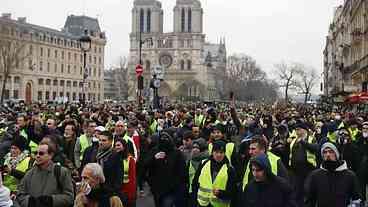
left=63, top=15, right=101, bottom=36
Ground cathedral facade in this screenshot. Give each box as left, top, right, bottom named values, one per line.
left=128, top=0, right=226, bottom=101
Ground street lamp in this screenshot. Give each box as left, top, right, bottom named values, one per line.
left=137, top=29, right=152, bottom=109
left=80, top=29, right=91, bottom=105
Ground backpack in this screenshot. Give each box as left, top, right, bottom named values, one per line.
left=54, top=165, right=75, bottom=207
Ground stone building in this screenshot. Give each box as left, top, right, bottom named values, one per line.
left=104, top=67, right=128, bottom=101
left=323, top=0, right=368, bottom=96
left=127, top=0, right=226, bottom=101
left=0, top=13, right=106, bottom=103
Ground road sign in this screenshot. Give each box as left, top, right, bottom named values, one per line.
left=136, top=64, right=143, bottom=76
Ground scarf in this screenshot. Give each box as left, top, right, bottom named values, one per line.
left=96, top=148, right=113, bottom=168
left=4, top=151, right=29, bottom=169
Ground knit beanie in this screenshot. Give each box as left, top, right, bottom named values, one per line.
left=321, top=142, right=340, bottom=160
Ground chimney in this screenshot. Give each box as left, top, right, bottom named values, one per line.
left=17, top=17, right=26, bottom=23
left=1, top=13, right=11, bottom=19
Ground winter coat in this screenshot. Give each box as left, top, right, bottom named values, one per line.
left=74, top=187, right=123, bottom=207
left=305, top=161, right=362, bottom=207
left=241, top=153, right=297, bottom=207
left=16, top=162, right=74, bottom=207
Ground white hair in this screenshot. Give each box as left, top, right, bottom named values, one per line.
left=84, top=163, right=105, bottom=183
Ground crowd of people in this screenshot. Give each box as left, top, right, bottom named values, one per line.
left=0, top=99, right=366, bottom=207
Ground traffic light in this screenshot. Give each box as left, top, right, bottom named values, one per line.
left=138, top=75, right=144, bottom=90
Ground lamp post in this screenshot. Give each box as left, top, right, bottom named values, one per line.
left=80, top=29, right=91, bottom=105
left=137, top=29, right=152, bottom=109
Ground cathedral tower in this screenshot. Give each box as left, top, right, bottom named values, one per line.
left=174, top=0, right=203, bottom=33
left=132, top=0, right=163, bottom=34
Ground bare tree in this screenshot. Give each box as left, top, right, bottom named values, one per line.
left=275, top=62, right=301, bottom=102
left=0, top=39, right=29, bottom=103
left=295, top=64, right=318, bottom=104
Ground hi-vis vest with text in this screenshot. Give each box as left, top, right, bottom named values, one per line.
left=208, top=142, right=235, bottom=166
left=242, top=152, right=280, bottom=191
left=289, top=136, right=317, bottom=168
left=197, top=161, right=230, bottom=207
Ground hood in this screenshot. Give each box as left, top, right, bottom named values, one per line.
left=250, top=153, right=273, bottom=177
left=321, top=160, right=348, bottom=172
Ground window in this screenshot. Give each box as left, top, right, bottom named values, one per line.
left=67, top=65, right=70, bottom=74
left=61, top=64, right=64, bottom=73
left=89, top=55, right=92, bottom=63
left=94, top=46, right=97, bottom=53
left=93, top=68, right=96, bottom=77
left=61, top=51, right=64, bottom=59
left=98, top=68, right=101, bottom=77
left=53, top=79, right=58, bottom=86
left=40, top=47, right=43, bottom=57
left=39, top=61, right=43, bottom=71
left=45, top=91, right=50, bottom=100
left=46, top=79, right=51, bottom=85
left=99, top=57, right=101, bottom=65
left=14, top=77, right=20, bottom=84
left=66, top=92, right=70, bottom=100
left=68, top=52, right=71, bottom=60
left=54, top=50, right=58, bottom=58
left=73, top=81, right=77, bottom=87
left=99, top=47, right=102, bottom=53
left=72, top=92, right=76, bottom=101
left=29, top=45, right=33, bottom=55
left=180, top=60, right=185, bottom=70
left=38, top=78, right=44, bottom=85
left=54, top=63, right=57, bottom=73
left=140, top=9, right=145, bottom=32
left=188, top=8, right=192, bottom=32
left=60, top=80, right=65, bottom=86
left=47, top=62, right=50, bottom=72
left=147, top=9, right=151, bottom=33
left=13, top=90, right=18, bottom=99
left=74, top=53, right=77, bottom=61
left=181, top=8, right=186, bottom=32
left=187, top=60, right=192, bottom=70
left=28, top=59, right=33, bottom=70
left=52, top=92, right=56, bottom=100
left=79, top=82, right=83, bottom=87
left=74, top=65, right=77, bottom=74
left=38, top=91, right=43, bottom=101
left=59, top=92, right=64, bottom=97
left=66, top=81, right=71, bottom=87
left=47, top=49, right=50, bottom=57
left=94, top=56, right=96, bottom=64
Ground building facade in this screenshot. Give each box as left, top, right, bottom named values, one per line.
left=104, top=67, right=128, bottom=101
left=127, top=0, right=226, bottom=101
left=323, top=0, right=368, bottom=96
left=0, top=13, right=106, bottom=103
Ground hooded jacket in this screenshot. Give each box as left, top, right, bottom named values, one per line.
left=242, top=153, right=297, bottom=207
left=305, top=160, right=362, bottom=207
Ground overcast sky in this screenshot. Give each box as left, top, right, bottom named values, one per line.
left=3, top=0, right=344, bottom=77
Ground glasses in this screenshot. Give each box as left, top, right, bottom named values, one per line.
left=36, top=151, right=46, bottom=156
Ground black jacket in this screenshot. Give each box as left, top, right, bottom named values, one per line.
left=242, top=176, right=297, bottom=207
left=305, top=161, right=362, bottom=207
left=144, top=146, right=187, bottom=198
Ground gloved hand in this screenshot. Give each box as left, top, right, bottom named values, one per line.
left=37, top=195, right=53, bottom=206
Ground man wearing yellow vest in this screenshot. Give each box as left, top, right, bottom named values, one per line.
left=242, top=135, right=289, bottom=191
left=74, top=120, right=96, bottom=169
left=207, top=124, right=237, bottom=168
left=192, top=140, right=236, bottom=207
left=289, top=122, right=318, bottom=207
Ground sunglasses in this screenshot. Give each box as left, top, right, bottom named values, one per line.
left=36, top=151, right=46, bottom=156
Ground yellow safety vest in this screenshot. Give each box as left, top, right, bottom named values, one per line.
left=149, top=120, right=158, bottom=135
left=123, top=157, right=131, bottom=184
left=195, top=115, right=204, bottom=127
left=189, top=161, right=196, bottom=193
left=20, top=129, right=38, bottom=154
left=208, top=142, right=235, bottom=166
left=197, top=161, right=230, bottom=207
left=79, top=134, right=91, bottom=160
left=289, top=136, right=317, bottom=168
left=349, top=128, right=359, bottom=141
left=3, top=157, right=31, bottom=191
left=242, top=152, right=279, bottom=191
left=327, top=131, right=337, bottom=143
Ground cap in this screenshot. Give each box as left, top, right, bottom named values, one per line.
left=95, top=126, right=106, bottom=132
